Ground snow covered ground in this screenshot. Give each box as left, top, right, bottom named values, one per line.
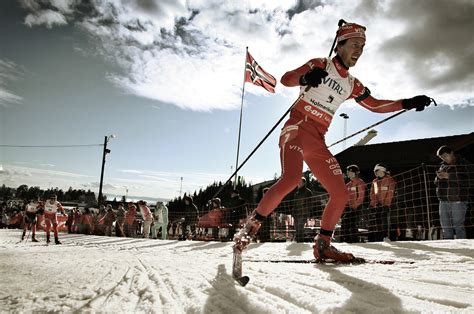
left=0, top=229, right=473, bottom=313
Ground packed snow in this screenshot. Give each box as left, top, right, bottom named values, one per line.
left=0, top=229, right=473, bottom=313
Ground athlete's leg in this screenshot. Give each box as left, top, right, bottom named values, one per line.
left=302, top=139, right=348, bottom=231
left=234, top=125, right=304, bottom=250
left=255, top=132, right=304, bottom=217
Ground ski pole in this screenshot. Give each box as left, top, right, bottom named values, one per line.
left=328, top=97, right=437, bottom=148
left=212, top=19, right=346, bottom=199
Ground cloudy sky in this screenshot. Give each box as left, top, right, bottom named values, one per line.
left=1, top=0, right=473, bottom=200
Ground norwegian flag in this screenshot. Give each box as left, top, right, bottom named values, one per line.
left=244, top=51, right=277, bottom=93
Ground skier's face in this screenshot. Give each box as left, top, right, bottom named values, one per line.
left=338, top=37, right=365, bottom=68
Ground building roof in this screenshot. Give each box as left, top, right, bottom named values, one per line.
left=335, top=132, right=474, bottom=172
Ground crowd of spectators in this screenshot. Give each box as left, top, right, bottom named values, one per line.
left=2, top=146, right=472, bottom=244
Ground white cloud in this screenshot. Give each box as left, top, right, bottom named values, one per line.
left=0, top=59, right=23, bottom=107
left=18, top=0, right=473, bottom=111
left=24, top=9, right=67, bottom=28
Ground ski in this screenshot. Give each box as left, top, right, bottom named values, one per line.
left=232, top=246, right=250, bottom=286
left=244, top=258, right=414, bottom=265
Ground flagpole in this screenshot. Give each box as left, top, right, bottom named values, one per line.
left=234, top=46, right=248, bottom=188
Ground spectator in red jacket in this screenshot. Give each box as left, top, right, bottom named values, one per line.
left=341, top=165, right=366, bottom=243
left=125, top=203, right=137, bottom=237
left=100, top=205, right=116, bottom=237
left=82, top=208, right=94, bottom=235
left=369, top=164, right=397, bottom=242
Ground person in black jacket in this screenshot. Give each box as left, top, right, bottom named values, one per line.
left=293, top=177, right=314, bottom=242
left=183, top=196, right=199, bottom=240
left=226, top=189, right=248, bottom=240
left=434, top=145, right=473, bottom=239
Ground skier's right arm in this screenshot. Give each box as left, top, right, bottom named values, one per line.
left=281, top=58, right=326, bottom=87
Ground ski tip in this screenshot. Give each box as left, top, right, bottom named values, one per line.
left=235, top=276, right=250, bottom=286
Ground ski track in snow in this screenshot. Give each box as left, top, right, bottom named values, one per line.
left=0, top=230, right=473, bottom=313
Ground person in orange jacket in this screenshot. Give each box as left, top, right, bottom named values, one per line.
left=82, top=208, right=94, bottom=235
left=369, top=164, right=397, bottom=242
left=124, top=203, right=137, bottom=237
left=341, top=165, right=366, bottom=243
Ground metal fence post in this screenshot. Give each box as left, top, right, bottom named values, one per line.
left=421, top=163, right=432, bottom=240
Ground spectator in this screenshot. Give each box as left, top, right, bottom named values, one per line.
left=434, top=145, right=473, bottom=239
left=138, top=201, right=153, bottom=238
left=72, top=208, right=82, bottom=233
left=183, top=196, right=199, bottom=240
left=209, top=198, right=224, bottom=239
left=152, top=201, right=169, bottom=240
left=43, top=195, right=65, bottom=244
left=124, top=203, right=137, bottom=237
left=225, top=190, right=248, bottom=241
left=115, top=203, right=126, bottom=237
left=100, top=205, right=116, bottom=237
left=66, top=208, right=75, bottom=234
left=82, top=208, right=94, bottom=235
left=293, top=177, right=314, bottom=243
left=21, top=199, right=40, bottom=242
left=369, top=164, right=397, bottom=242
left=341, top=165, right=366, bottom=243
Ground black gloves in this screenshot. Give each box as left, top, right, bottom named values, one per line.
left=300, top=68, right=328, bottom=88
left=402, top=95, right=432, bottom=111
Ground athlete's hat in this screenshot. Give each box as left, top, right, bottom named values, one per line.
left=337, top=23, right=366, bottom=43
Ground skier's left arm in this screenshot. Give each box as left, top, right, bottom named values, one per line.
left=351, top=79, right=432, bottom=113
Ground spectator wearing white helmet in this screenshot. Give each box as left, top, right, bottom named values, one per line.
left=369, top=164, right=397, bottom=242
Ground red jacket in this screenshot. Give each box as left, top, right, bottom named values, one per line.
left=125, top=207, right=137, bottom=225
left=370, top=175, right=396, bottom=207
left=346, top=177, right=366, bottom=209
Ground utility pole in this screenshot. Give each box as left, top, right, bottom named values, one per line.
left=98, top=134, right=115, bottom=205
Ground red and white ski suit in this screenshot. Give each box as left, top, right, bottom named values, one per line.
left=43, top=200, right=63, bottom=238
left=255, top=56, right=403, bottom=232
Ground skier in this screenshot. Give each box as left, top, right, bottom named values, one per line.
left=234, top=22, right=433, bottom=262
left=21, top=199, right=40, bottom=242
left=43, top=195, right=65, bottom=244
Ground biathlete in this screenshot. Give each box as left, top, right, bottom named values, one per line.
left=43, top=195, right=65, bottom=244
left=234, top=22, right=433, bottom=262
left=21, top=199, right=40, bottom=242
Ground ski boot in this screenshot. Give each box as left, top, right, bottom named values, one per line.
left=313, top=234, right=356, bottom=262
left=233, top=210, right=264, bottom=252
left=21, top=231, right=26, bottom=241
left=55, top=237, right=62, bottom=245
left=46, top=234, right=51, bottom=244
left=32, top=236, right=39, bottom=242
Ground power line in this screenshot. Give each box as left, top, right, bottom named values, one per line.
left=0, top=144, right=103, bottom=148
